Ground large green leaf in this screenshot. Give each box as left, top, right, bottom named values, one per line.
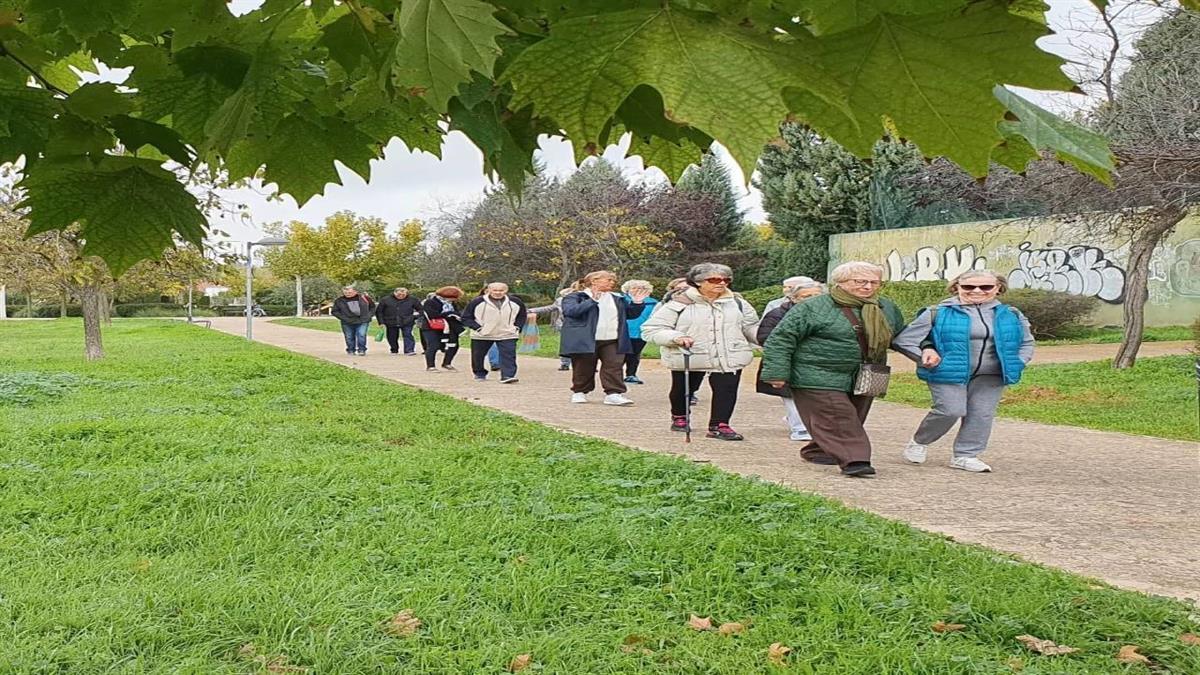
left=504, top=6, right=846, bottom=178
left=0, top=83, right=57, bottom=166
left=448, top=94, right=542, bottom=192
left=229, top=113, right=378, bottom=205
left=790, top=0, right=967, bottom=35
left=110, top=114, right=193, bottom=165
left=993, top=85, right=1114, bottom=183
left=794, top=0, right=1073, bottom=176
left=607, top=85, right=711, bottom=180
left=65, top=82, right=134, bottom=122
left=393, top=0, right=512, bottom=112
left=18, top=156, right=207, bottom=274
left=201, top=45, right=300, bottom=156
left=40, top=50, right=96, bottom=92
left=26, top=0, right=134, bottom=40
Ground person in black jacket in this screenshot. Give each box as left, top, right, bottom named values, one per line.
left=331, top=286, right=376, bottom=356
left=375, top=287, right=421, bottom=355
left=755, top=279, right=825, bottom=441
left=421, top=286, right=464, bottom=371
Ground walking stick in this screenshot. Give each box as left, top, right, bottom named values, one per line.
left=682, top=348, right=693, bottom=443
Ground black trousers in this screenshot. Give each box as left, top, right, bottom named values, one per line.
left=670, top=370, right=742, bottom=426
left=471, top=339, right=517, bottom=379
left=385, top=323, right=416, bottom=353
left=624, top=338, right=647, bottom=376
left=421, top=329, right=460, bottom=367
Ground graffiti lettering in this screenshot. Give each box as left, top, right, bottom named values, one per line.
left=886, top=245, right=987, bottom=282
left=1007, top=242, right=1126, bottom=303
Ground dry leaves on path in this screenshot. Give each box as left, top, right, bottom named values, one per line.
left=1180, top=633, right=1200, bottom=646
left=1115, top=645, right=1150, bottom=664
left=1015, top=634, right=1079, bottom=655
left=718, top=622, right=747, bottom=636
left=508, top=653, right=533, bottom=672
left=687, top=614, right=713, bottom=631
left=767, top=642, right=791, bottom=666
left=931, top=621, right=966, bottom=633
left=383, top=610, right=422, bottom=637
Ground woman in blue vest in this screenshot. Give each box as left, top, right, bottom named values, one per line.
left=892, top=270, right=1035, bottom=473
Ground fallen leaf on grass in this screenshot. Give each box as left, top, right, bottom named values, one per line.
left=238, top=643, right=258, bottom=659
left=1115, top=645, right=1150, bottom=664
left=718, top=622, right=746, bottom=636
left=1181, top=633, right=1200, bottom=646
left=932, top=621, right=966, bottom=633
left=513, top=555, right=529, bottom=565
left=508, top=653, right=532, bottom=672
left=687, top=614, right=713, bottom=631
left=767, top=642, right=791, bottom=666
left=383, top=610, right=422, bottom=637
left=1006, top=656, right=1024, bottom=672
left=1016, top=634, right=1079, bottom=655
left=619, top=634, right=654, bottom=655
left=131, top=558, right=152, bottom=572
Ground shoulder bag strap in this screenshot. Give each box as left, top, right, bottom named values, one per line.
left=839, top=306, right=868, bottom=361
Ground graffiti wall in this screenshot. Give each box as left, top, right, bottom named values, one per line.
left=828, top=214, right=1200, bottom=326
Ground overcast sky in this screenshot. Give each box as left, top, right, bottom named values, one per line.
left=212, top=0, right=1162, bottom=245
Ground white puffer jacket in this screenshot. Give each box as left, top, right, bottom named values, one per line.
left=641, top=287, right=759, bottom=372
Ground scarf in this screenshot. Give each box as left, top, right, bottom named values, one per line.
left=830, top=286, right=892, bottom=363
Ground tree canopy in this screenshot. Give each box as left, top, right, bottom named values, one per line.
left=0, top=0, right=1142, bottom=272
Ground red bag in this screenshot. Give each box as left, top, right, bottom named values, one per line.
left=427, top=317, right=446, bottom=330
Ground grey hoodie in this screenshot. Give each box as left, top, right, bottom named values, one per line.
left=892, top=298, right=1035, bottom=377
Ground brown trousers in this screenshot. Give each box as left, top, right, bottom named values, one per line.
left=790, top=388, right=874, bottom=467
left=570, top=340, right=627, bottom=394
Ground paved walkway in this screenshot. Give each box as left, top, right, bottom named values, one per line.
left=210, top=318, right=1198, bottom=599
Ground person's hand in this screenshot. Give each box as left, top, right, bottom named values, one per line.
left=921, top=348, right=941, bottom=368
left=673, top=336, right=695, bottom=348
left=765, top=380, right=787, bottom=389
left=629, top=288, right=650, bottom=303
left=526, top=313, right=536, bottom=321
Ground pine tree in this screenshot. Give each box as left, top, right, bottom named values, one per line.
left=677, top=153, right=745, bottom=249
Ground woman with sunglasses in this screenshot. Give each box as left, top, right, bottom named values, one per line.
left=641, top=262, right=760, bottom=440
left=892, top=270, right=1035, bottom=473
left=760, top=261, right=905, bottom=477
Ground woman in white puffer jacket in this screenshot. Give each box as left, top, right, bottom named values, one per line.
left=641, top=262, right=759, bottom=440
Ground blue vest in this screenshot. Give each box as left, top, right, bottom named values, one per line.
left=917, top=303, right=1026, bottom=386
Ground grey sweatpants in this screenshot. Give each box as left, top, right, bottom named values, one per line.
left=913, top=375, right=1005, bottom=457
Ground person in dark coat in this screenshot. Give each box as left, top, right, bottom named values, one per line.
left=560, top=270, right=648, bottom=406
left=375, top=287, right=421, bottom=355
left=331, top=285, right=376, bottom=356
left=755, top=280, right=826, bottom=441
left=421, top=286, right=464, bottom=371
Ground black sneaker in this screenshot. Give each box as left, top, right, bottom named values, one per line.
left=500, top=377, right=519, bottom=384
left=841, top=462, right=876, bottom=477
left=705, top=423, right=744, bottom=441
left=558, top=364, right=570, bottom=371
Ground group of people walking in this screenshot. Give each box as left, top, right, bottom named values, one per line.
left=329, top=260, right=1035, bottom=478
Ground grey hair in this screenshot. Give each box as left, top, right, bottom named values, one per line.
left=946, top=269, right=1007, bottom=294
left=787, top=280, right=826, bottom=298
left=686, top=262, right=734, bottom=286
left=782, top=275, right=813, bottom=289
left=830, top=261, right=885, bottom=284
left=342, top=285, right=357, bottom=291
left=393, top=287, right=408, bottom=294
left=621, top=279, right=654, bottom=294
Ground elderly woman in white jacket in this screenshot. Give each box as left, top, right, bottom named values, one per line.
left=641, top=262, right=759, bottom=440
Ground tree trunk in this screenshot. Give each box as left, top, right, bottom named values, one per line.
left=1113, top=212, right=1182, bottom=369
left=59, top=289, right=68, bottom=318
left=80, top=283, right=104, bottom=361
left=25, top=284, right=33, bottom=318
left=101, top=290, right=113, bottom=324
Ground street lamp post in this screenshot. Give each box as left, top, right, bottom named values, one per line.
left=245, top=236, right=289, bottom=340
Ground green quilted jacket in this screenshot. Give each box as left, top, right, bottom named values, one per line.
left=759, top=294, right=906, bottom=393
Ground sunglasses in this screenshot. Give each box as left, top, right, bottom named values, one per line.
left=959, top=284, right=996, bottom=292
left=702, top=277, right=733, bottom=284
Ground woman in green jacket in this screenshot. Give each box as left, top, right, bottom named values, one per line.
left=760, top=261, right=905, bottom=477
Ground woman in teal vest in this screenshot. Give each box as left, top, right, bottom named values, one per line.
left=892, top=270, right=1035, bottom=473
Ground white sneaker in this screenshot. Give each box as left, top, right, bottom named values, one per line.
left=789, top=430, right=812, bottom=442
left=570, top=392, right=589, bottom=404
left=949, top=456, right=992, bottom=472
left=902, top=439, right=927, bottom=464
left=603, top=393, right=634, bottom=406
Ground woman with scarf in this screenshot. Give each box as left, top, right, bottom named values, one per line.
left=421, top=286, right=465, bottom=372
left=760, top=261, right=905, bottom=477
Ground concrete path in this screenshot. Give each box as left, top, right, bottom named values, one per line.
left=210, top=318, right=1199, bottom=600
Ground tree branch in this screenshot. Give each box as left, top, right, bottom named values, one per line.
left=0, top=42, right=70, bottom=97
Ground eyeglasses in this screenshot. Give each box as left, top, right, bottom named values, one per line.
left=960, top=284, right=996, bottom=292
left=703, top=277, right=733, bottom=285
left=847, top=279, right=882, bottom=287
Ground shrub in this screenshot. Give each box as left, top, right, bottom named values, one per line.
left=736, top=286, right=781, bottom=314
left=1004, top=289, right=1098, bottom=339
left=129, top=307, right=218, bottom=318
left=258, top=304, right=294, bottom=316
left=114, top=303, right=188, bottom=317
left=879, top=281, right=949, bottom=321
left=1192, top=315, right=1200, bottom=355
left=32, top=305, right=83, bottom=318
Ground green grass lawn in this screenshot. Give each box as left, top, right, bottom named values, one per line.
left=1, top=320, right=1198, bottom=672
left=1039, top=325, right=1193, bottom=345
left=271, top=317, right=662, bottom=360
left=886, top=356, right=1199, bottom=441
